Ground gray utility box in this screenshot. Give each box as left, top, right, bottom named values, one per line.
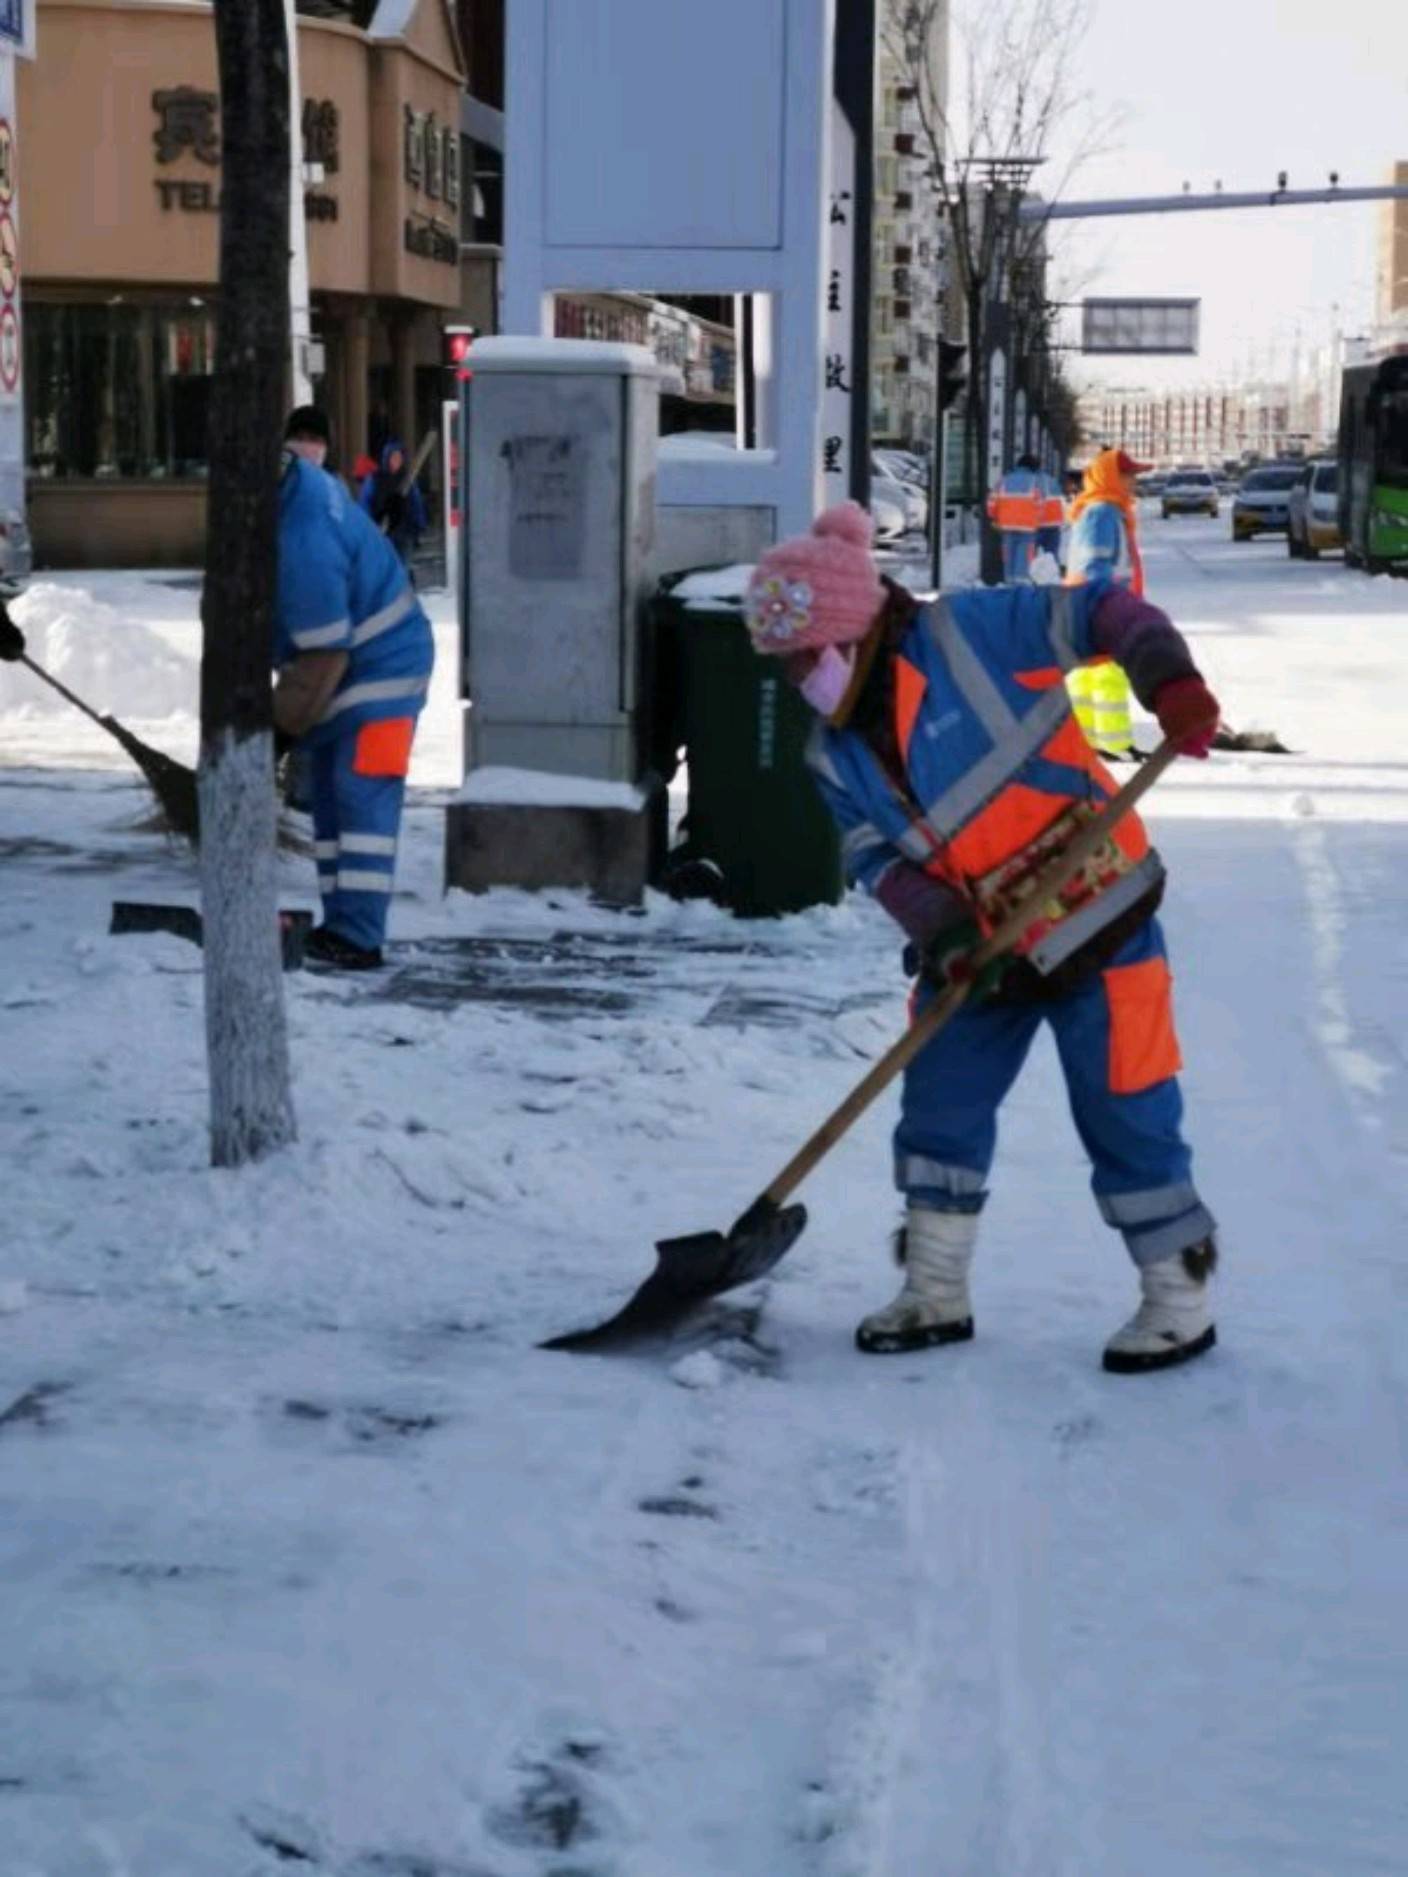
left=461, top=337, right=660, bottom=781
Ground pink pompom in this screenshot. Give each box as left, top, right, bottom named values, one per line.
left=812, top=501, right=875, bottom=550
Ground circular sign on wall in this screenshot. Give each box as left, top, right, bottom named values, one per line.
left=0, top=304, right=20, bottom=394
left=0, top=214, right=17, bottom=300
left=0, top=121, right=13, bottom=208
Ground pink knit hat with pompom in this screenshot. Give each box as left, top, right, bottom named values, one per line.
left=745, top=502, right=886, bottom=655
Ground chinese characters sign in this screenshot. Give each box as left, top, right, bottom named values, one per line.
left=403, top=105, right=460, bottom=265
left=1081, top=298, right=1200, bottom=357
left=820, top=102, right=857, bottom=490
left=151, top=89, right=341, bottom=221
left=152, top=87, right=219, bottom=166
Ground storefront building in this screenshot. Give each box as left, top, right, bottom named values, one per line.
left=20, top=0, right=467, bottom=566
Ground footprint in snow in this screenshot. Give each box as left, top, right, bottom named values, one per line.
left=0, top=1380, right=73, bottom=1432
left=482, top=1730, right=624, bottom=1863
left=274, top=1399, right=444, bottom=1448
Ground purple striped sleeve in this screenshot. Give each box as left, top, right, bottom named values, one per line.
left=873, top=859, right=970, bottom=944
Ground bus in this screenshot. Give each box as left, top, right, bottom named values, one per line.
left=1337, top=352, right=1408, bottom=571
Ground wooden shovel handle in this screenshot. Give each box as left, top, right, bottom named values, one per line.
left=760, top=738, right=1182, bottom=1208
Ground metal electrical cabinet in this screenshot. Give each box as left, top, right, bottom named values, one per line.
left=460, top=338, right=660, bottom=783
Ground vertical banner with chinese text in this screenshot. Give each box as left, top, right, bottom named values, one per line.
left=824, top=0, right=874, bottom=514
left=0, top=44, right=25, bottom=536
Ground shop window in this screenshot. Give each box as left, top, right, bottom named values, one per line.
left=25, top=303, right=217, bottom=480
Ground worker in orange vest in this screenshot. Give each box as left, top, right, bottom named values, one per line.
left=744, top=502, right=1223, bottom=1374
left=986, top=453, right=1045, bottom=582
left=1036, top=469, right=1066, bottom=563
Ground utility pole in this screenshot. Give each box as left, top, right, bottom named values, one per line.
left=283, top=0, right=313, bottom=406
left=1023, top=182, right=1408, bottom=223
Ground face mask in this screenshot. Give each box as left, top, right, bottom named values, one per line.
left=799, top=643, right=856, bottom=718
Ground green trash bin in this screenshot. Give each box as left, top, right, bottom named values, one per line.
left=651, top=565, right=843, bottom=918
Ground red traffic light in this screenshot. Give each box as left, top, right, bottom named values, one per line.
left=444, top=326, right=475, bottom=380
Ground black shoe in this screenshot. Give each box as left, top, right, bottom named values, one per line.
left=304, top=925, right=384, bottom=971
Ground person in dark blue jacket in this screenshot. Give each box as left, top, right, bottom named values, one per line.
left=358, top=438, right=428, bottom=570
left=274, top=440, right=435, bottom=969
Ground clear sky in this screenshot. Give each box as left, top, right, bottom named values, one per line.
left=1038, top=0, right=1408, bottom=393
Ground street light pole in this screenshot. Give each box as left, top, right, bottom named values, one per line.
left=283, top=0, right=313, bottom=406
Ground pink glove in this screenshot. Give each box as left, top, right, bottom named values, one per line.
left=1154, top=676, right=1219, bottom=759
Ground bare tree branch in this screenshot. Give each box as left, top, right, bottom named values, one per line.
left=882, top=0, right=1112, bottom=574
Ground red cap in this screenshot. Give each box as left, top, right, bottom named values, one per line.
left=1115, top=450, right=1153, bottom=475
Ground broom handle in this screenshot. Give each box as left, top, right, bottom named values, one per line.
left=19, top=653, right=122, bottom=733
left=760, top=738, right=1182, bottom=1208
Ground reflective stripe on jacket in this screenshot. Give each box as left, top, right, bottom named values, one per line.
left=986, top=466, right=1044, bottom=534
left=806, top=587, right=1164, bottom=976
left=276, top=456, right=435, bottom=745
left=1065, top=498, right=1144, bottom=597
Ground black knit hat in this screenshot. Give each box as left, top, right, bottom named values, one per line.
left=284, top=404, right=331, bottom=444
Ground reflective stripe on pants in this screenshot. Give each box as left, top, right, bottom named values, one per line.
left=309, top=726, right=413, bottom=951
left=894, top=917, right=1215, bottom=1265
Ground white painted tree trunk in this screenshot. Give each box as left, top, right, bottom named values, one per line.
left=199, top=728, right=297, bottom=1166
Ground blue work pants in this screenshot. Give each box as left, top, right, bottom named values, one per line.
left=895, top=919, right=1215, bottom=1266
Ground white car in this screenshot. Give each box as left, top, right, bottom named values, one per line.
left=1161, top=470, right=1219, bottom=519
left=870, top=489, right=907, bottom=542
left=1286, top=459, right=1342, bottom=559
left=876, top=448, right=928, bottom=488
left=872, top=461, right=927, bottom=534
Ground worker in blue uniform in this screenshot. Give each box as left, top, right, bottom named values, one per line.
left=274, top=431, right=435, bottom=969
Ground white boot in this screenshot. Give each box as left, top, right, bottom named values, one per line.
left=855, top=1208, right=976, bottom=1355
left=1103, top=1240, right=1217, bottom=1374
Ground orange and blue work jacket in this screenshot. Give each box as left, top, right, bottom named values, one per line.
left=986, top=465, right=1044, bottom=535
left=806, top=584, right=1165, bottom=978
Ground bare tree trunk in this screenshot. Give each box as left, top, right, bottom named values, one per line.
left=198, top=0, right=296, bottom=1168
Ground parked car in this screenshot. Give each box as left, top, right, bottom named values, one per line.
left=1161, top=470, right=1219, bottom=518
left=1231, top=464, right=1302, bottom=540
left=875, top=448, right=928, bottom=488
left=0, top=507, right=32, bottom=601
left=870, top=488, right=907, bottom=543
left=1286, top=458, right=1342, bottom=558
left=1138, top=472, right=1169, bottom=499
left=872, top=459, right=927, bottom=534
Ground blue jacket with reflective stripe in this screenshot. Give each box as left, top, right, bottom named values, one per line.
left=807, top=583, right=1112, bottom=898
left=276, top=456, right=435, bottom=744
left=1066, top=501, right=1134, bottom=586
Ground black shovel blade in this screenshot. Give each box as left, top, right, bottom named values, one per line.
left=540, top=1199, right=808, bottom=1353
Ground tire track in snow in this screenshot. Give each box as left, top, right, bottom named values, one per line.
left=1292, top=822, right=1400, bottom=1113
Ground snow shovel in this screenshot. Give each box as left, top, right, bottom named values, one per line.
left=16, top=652, right=200, bottom=842
left=542, top=738, right=1183, bottom=1352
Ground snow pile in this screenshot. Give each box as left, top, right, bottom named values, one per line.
left=4, top=580, right=196, bottom=719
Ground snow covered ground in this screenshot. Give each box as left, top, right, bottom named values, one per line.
left=1, top=516, right=1406, bottom=1874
